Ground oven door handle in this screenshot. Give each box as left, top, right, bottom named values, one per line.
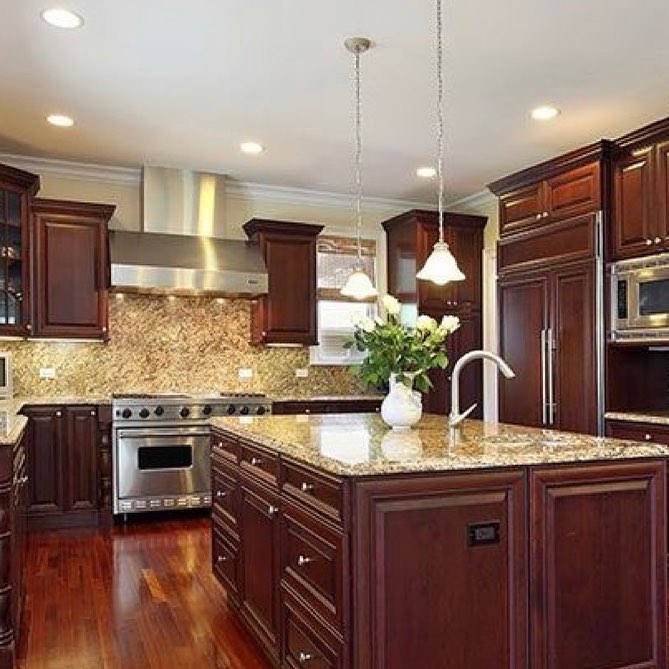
left=116, top=429, right=211, bottom=440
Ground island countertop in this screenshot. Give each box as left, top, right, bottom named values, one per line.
left=210, top=413, right=669, bottom=476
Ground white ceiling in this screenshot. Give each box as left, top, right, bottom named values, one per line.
left=2, top=0, right=669, bottom=202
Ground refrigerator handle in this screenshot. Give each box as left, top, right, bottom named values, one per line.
left=547, top=328, right=555, bottom=425
left=541, top=329, right=547, bottom=426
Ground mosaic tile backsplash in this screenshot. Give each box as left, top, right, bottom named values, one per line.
left=2, top=294, right=365, bottom=397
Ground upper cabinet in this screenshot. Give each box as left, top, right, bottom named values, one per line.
left=612, top=120, right=669, bottom=259
left=31, top=199, right=114, bottom=339
left=0, top=164, right=40, bottom=337
left=491, top=147, right=606, bottom=238
left=243, top=219, right=323, bottom=346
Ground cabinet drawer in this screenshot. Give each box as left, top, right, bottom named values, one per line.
left=281, top=504, right=346, bottom=631
left=211, top=432, right=239, bottom=462
left=212, top=466, right=238, bottom=531
left=499, top=183, right=545, bottom=236
left=213, top=524, right=241, bottom=602
left=606, top=420, right=669, bottom=445
left=282, top=461, right=344, bottom=524
left=240, top=441, right=279, bottom=485
left=282, top=587, right=344, bottom=669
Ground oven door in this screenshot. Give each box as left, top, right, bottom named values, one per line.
left=115, top=426, right=210, bottom=500
left=628, top=266, right=669, bottom=329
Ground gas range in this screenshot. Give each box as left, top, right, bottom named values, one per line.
left=112, top=391, right=271, bottom=424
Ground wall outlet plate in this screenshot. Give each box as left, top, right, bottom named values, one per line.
left=39, top=367, right=56, bottom=379
left=238, top=368, right=253, bottom=379
left=295, top=368, right=309, bottom=378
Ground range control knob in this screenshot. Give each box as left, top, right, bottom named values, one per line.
left=227, top=405, right=236, bottom=415
left=154, top=406, right=164, bottom=416
left=180, top=407, right=190, bottom=418
left=240, top=406, right=250, bottom=416
left=203, top=405, right=212, bottom=416
left=256, top=406, right=267, bottom=416
left=121, top=408, right=132, bottom=419
left=139, top=408, right=150, bottom=419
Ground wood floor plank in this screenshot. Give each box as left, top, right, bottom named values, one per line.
left=17, top=517, right=271, bottom=669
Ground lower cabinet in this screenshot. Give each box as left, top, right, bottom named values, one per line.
left=22, top=404, right=105, bottom=529
left=272, top=398, right=382, bottom=416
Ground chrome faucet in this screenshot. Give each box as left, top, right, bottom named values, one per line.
left=449, top=350, right=515, bottom=428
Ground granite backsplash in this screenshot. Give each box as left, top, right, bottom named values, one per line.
left=1, top=294, right=365, bottom=397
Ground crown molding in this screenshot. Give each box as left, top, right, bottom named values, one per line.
left=446, top=189, right=497, bottom=212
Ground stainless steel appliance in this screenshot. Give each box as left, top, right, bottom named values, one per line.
left=0, top=352, right=12, bottom=398
left=112, top=392, right=270, bottom=515
left=610, top=253, right=669, bottom=342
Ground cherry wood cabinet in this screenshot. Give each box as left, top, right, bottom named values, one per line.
left=530, top=461, right=666, bottom=669
left=31, top=199, right=113, bottom=339
left=272, top=398, right=381, bottom=415
left=0, top=164, right=40, bottom=337
left=22, top=404, right=106, bottom=529
left=382, top=209, right=486, bottom=415
left=606, top=419, right=669, bottom=445
left=244, top=219, right=323, bottom=346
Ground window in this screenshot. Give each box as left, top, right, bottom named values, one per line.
left=310, top=235, right=377, bottom=365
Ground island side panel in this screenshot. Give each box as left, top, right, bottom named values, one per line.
left=530, top=460, right=667, bottom=669
left=353, top=469, right=528, bottom=669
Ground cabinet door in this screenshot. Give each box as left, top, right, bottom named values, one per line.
left=260, top=235, right=317, bottom=345
left=32, top=205, right=109, bottom=338
left=64, top=406, right=99, bottom=512
left=551, top=261, right=597, bottom=434
left=499, top=183, right=545, bottom=236
left=656, top=140, right=669, bottom=248
left=498, top=273, right=550, bottom=428
left=545, top=163, right=600, bottom=221
left=23, top=407, right=64, bottom=515
left=239, top=479, right=281, bottom=661
left=531, top=462, right=666, bottom=669
left=354, top=470, right=527, bottom=669
left=612, top=147, right=656, bottom=259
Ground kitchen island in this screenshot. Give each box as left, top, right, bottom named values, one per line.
left=210, top=414, right=669, bottom=669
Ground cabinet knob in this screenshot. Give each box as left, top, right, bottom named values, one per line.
left=20, top=475, right=28, bottom=485
left=217, top=441, right=224, bottom=449
left=90, top=410, right=96, bottom=416
left=655, top=237, right=662, bottom=244
left=267, top=505, right=278, bottom=518
left=543, top=211, right=549, bottom=218
left=304, top=409, right=311, bottom=414
left=297, top=554, right=313, bottom=567
left=646, top=239, right=653, bottom=246
left=297, top=652, right=313, bottom=664
left=535, top=214, right=542, bottom=221
left=215, top=490, right=226, bottom=498
left=250, top=456, right=262, bottom=466
left=56, top=411, right=62, bottom=417
left=26, top=323, right=32, bottom=331
left=644, top=433, right=652, bottom=441
left=216, top=555, right=228, bottom=564
left=300, top=482, right=314, bottom=493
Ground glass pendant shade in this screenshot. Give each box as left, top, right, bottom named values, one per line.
left=340, top=262, right=378, bottom=300
left=416, top=241, right=465, bottom=285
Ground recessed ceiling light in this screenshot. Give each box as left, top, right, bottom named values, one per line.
left=41, top=8, right=84, bottom=29
left=240, top=142, right=264, bottom=155
left=531, top=105, right=560, bottom=121
left=46, top=114, right=75, bottom=127
left=416, top=167, right=437, bottom=178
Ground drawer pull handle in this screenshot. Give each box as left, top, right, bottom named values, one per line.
left=267, top=505, right=279, bottom=518
left=297, top=554, right=313, bottom=567
left=535, top=213, right=542, bottom=221
left=655, top=237, right=662, bottom=244
left=297, top=652, right=313, bottom=664
left=300, top=482, right=314, bottom=493
left=215, top=490, right=227, bottom=498
left=217, top=441, right=224, bottom=449
left=644, top=433, right=652, bottom=441
left=217, top=555, right=228, bottom=564
left=250, top=456, right=262, bottom=466
left=646, top=239, right=653, bottom=246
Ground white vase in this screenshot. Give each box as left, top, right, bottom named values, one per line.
left=381, top=373, right=423, bottom=431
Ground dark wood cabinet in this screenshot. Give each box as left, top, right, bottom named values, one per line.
left=244, top=219, right=323, bottom=346
left=499, top=260, right=597, bottom=434
left=31, top=199, right=113, bottom=339
left=272, top=398, right=381, bottom=415
left=0, top=164, right=40, bottom=337
left=382, top=209, right=486, bottom=415
left=606, top=419, right=669, bottom=445
left=530, top=461, right=666, bottom=669
left=22, top=404, right=105, bottom=529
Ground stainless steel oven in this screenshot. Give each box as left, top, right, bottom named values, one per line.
left=610, top=253, right=669, bottom=342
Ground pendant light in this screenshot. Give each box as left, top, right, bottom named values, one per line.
left=416, top=0, right=465, bottom=286
left=340, top=37, right=378, bottom=300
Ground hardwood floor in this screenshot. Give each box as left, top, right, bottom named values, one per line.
left=17, top=517, right=271, bottom=669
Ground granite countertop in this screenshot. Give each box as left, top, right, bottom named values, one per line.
left=605, top=411, right=669, bottom=426
left=210, top=413, right=669, bottom=477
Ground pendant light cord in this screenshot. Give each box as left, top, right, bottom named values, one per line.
left=436, top=0, right=445, bottom=244
left=354, top=48, right=363, bottom=261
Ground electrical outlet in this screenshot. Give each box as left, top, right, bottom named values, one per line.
left=238, top=368, right=253, bottom=379
left=295, top=368, right=309, bottom=378
left=39, top=367, right=56, bottom=380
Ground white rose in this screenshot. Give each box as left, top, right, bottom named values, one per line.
left=439, top=314, right=461, bottom=334
left=359, top=316, right=376, bottom=333
left=349, top=311, right=364, bottom=326
left=382, top=294, right=401, bottom=316
left=416, top=315, right=438, bottom=332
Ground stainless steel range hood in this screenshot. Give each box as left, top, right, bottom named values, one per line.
left=110, top=167, right=268, bottom=297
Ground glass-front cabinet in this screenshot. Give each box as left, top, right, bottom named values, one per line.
left=0, top=165, right=39, bottom=336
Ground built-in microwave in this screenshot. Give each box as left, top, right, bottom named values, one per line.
left=0, top=353, right=13, bottom=398
left=610, top=253, right=669, bottom=342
